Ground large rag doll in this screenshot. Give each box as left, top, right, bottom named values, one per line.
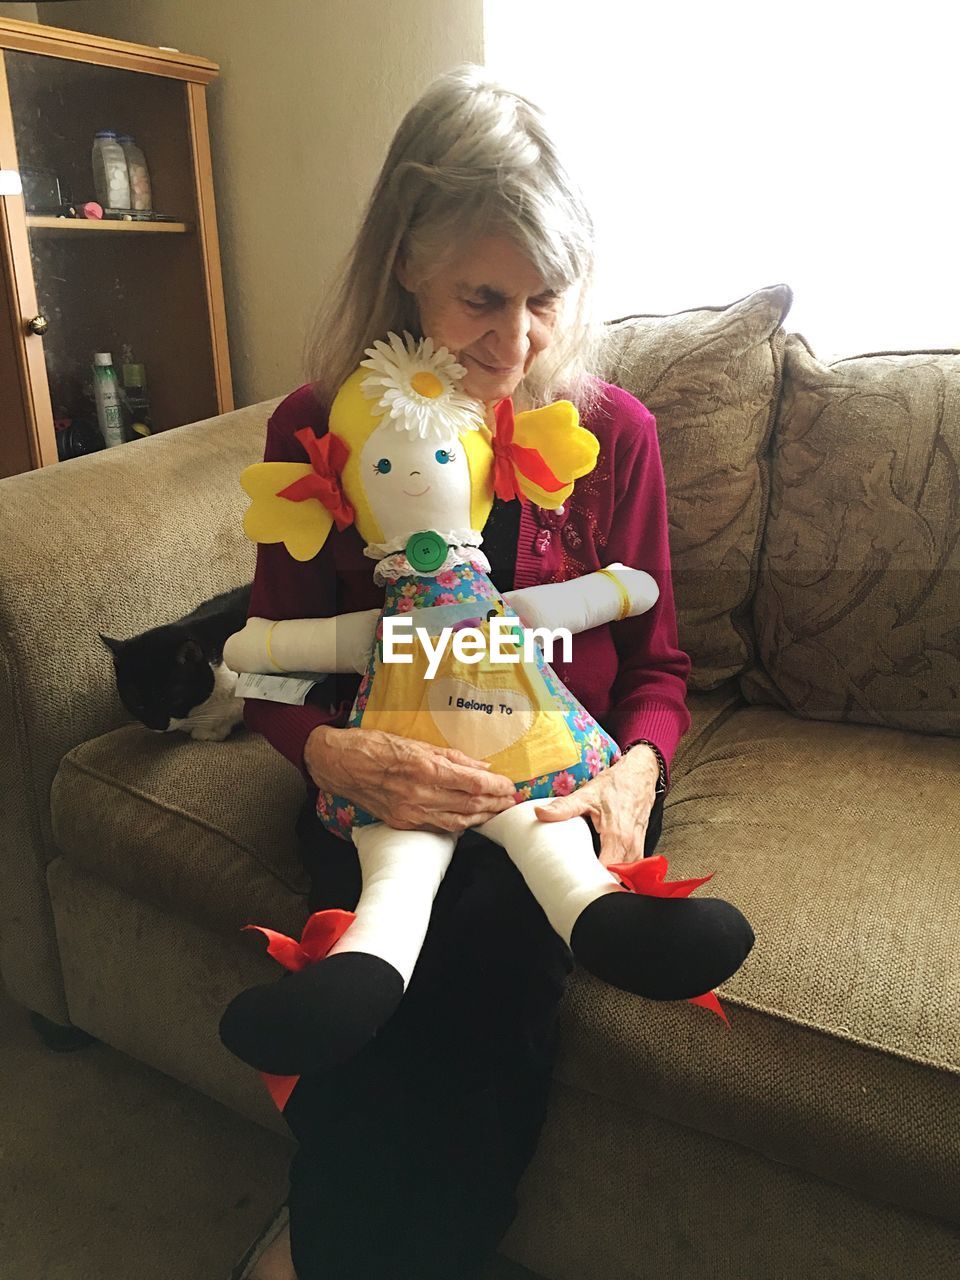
left=220, top=334, right=753, bottom=1105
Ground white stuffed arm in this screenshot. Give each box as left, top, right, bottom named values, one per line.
left=223, top=609, right=380, bottom=675
left=503, top=564, right=659, bottom=636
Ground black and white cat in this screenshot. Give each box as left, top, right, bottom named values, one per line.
left=100, top=585, right=252, bottom=741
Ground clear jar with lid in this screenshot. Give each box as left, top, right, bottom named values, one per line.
left=117, top=134, right=152, bottom=211
left=91, top=130, right=131, bottom=210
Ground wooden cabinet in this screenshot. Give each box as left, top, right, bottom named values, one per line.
left=0, top=15, right=232, bottom=477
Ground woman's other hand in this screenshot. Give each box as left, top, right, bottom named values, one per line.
left=304, top=725, right=516, bottom=833
left=533, top=746, right=661, bottom=867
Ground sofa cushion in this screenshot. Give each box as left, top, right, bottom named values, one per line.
left=51, top=725, right=311, bottom=940
left=602, top=285, right=792, bottom=691
left=742, top=336, right=960, bottom=735
left=558, top=704, right=960, bottom=1224
left=669, top=676, right=744, bottom=780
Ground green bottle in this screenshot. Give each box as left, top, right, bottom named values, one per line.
left=121, top=362, right=154, bottom=439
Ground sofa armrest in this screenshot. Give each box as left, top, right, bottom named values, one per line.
left=0, top=398, right=280, bottom=1020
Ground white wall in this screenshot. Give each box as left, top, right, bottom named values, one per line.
left=35, top=0, right=484, bottom=405
left=0, top=4, right=38, bottom=19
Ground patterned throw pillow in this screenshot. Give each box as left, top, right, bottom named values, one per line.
left=602, top=285, right=792, bottom=690
left=741, top=335, right=960, bottom=735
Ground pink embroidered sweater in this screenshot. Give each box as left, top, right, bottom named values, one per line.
left=243, top=380, right=692, bottom=788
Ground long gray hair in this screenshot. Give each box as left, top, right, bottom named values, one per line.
left=305, top=65, right=605, bottom=413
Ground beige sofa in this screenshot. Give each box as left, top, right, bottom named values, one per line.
left=1, top=285, right=958, bottom=1279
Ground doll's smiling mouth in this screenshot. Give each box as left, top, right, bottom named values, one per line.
left=403, top=485, right=430, bottom=497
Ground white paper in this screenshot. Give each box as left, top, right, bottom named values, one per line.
left=234, top=671, right=326, bottom=706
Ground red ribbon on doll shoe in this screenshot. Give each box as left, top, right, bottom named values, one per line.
left=277, top=428, right=355, bottom=530
left=604, top=855, right=730, bottom=1024
left=492, top=398, right=566, bottom=502
left=243, top=908, right=357, bottom=1111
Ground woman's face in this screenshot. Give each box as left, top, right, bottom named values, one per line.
left=396, top=234, right=563, bottom=405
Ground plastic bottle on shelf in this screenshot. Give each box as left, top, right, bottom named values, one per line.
left=121, top=360, right=154, bottom=439
left=92, top=353, right=125, bottom=448
left=117, top=135, right=152, bottom=212
left=91, top=131, right=131, bottom=210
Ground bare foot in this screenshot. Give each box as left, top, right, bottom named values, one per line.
left=248, top=1221, right=297, bottom=1280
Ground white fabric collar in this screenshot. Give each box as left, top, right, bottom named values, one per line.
left=372, top=540, right=491, bottom=586
left=363, top=527, right=484, bottom=562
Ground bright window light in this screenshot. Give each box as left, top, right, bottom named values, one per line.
left=483, top=1, right=957, bottom=360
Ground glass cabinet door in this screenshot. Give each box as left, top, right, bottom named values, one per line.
left=3, top=46, right=222, bottom=455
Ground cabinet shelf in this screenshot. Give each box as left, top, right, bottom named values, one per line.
left=26, top=215, right=190, bottom=234
left=1, top=14, right=233, bottom=476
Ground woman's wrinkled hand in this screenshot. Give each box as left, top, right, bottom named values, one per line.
left=533, top=745, right=661, bottom=867
left=304, top=725, right=516, bottom=834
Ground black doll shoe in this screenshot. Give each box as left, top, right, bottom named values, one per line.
left=218, top=951, right=405, bottom=1076
left=569, top=890, right=754, bottom=1000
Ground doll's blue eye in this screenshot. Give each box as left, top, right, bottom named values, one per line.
left=435, top=449, right=454, bottom=464
left=375, top=458, right=392, bottom=474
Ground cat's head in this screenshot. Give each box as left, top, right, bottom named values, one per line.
left=100, top=627, right=215, bottom=731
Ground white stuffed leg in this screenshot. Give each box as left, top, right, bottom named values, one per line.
left=328, top=824, right=456, bottom=986
left=220, top=824, right=454, bottom=1076
left=478, top=799, right=754, bottom=1002
left=478, top=799, right=620, bottom=944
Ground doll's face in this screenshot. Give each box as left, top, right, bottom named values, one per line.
left=359, top=422, right=473, bottom=543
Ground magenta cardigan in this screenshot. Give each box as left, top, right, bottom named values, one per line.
left=243, top=380, right=692, bottom=788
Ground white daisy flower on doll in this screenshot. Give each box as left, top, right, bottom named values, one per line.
left=360, top=331, right=485, bottom=441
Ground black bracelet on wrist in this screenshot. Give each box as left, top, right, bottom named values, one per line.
left=626, top=738, right=668, bottom=795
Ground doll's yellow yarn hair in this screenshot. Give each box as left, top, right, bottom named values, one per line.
left=240, top=369, right=495, bottom=561
left=499, top=400, right=599, bottom=509
left=239, top=369, right=600, bottom=562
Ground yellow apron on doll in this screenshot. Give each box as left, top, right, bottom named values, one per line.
left=314, top=556, right=622, bottom=839
left=359, top=610, right=580, bottom=780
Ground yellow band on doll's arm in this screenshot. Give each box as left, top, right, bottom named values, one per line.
left=596, top=568, right=631, bottom=622
left=265, top=622, right=285, bottom=672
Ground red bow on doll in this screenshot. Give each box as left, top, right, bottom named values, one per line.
left=243, top=908, right=356, bottom=1111
left=278, top=428, right=355, bottom=530
left=492, top=398, right=566, bottom=502
left=605, top=854, right=730, bottom=1023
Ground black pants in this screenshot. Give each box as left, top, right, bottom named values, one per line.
left=282, top=791, right=666, bottom=1280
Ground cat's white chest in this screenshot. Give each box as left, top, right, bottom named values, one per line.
left=169, top=661, right=244, bottom=741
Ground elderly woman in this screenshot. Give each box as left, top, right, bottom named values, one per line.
left=232, top=66, right=751, bottom=1280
